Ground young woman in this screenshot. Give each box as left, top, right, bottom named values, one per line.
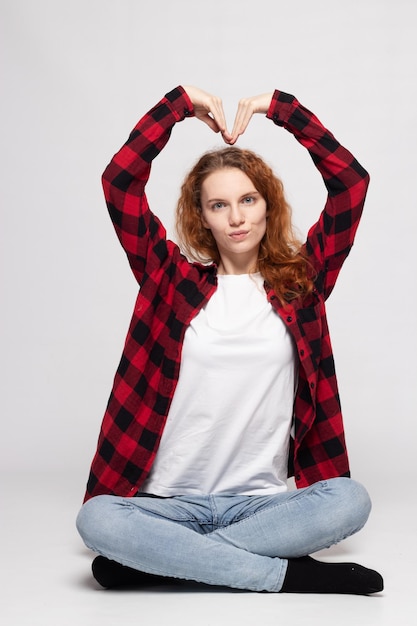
left=76, top=86, right=383, bottom=594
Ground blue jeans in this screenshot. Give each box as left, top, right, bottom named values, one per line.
left=76, top=477, right=371, bottom=592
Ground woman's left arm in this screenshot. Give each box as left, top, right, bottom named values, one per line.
left=231, top=91, right=370, bottom=300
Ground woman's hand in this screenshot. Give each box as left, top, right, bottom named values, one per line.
left=183, top=86, right=232, bottom=143
left=229, top=93, right=274, bottom=144
left=182, top=87, right=274, bottom=145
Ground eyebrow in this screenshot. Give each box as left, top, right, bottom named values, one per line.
left=205, top=190, right=260, bottom=203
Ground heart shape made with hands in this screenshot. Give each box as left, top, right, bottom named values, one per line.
left=183, top=86, right=274, bottom=145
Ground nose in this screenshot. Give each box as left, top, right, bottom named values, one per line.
left=229, top=203, right=245, bottom=226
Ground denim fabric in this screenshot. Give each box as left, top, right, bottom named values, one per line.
left=76, top=477, right=371, bottom=592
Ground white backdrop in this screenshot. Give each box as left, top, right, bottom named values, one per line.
left=1, top=0, right=416, bottom=495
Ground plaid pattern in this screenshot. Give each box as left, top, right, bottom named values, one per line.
left=84, top=87, right=369, bottom=501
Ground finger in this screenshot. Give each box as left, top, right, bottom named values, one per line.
left=221, top=130, right=233, bottom=145
left=232, top=101, right=254, bottom=139
left=230, top=99, right=254, bottom=143
left=193, top=101, right=221, bottom=130
left=196, top=112, right=221, bottom=133
left=194, top=95, right=230, bottom=137
left=208, top=97, right=229, bottom=136
left=199, top=113, right=233, bottom=142
left=208, top=101, right=234, bottom=143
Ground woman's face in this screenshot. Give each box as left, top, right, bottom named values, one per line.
left=200, top=168, right=267, bottom=274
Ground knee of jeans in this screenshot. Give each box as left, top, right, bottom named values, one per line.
left=76, top=495, right=114, bottom=550
left=328, top=477, right=372, bottom=531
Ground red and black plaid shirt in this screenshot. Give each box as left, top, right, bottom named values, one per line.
left=84, top=87, right=369, bottom=502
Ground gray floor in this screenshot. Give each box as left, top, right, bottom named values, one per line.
left=2, top=471, right=413, bottom=626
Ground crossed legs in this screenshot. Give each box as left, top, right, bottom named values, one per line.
left=76, top=477, right=382, bottom=593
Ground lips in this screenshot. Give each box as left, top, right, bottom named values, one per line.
left=228, top=230, right=249, bottom=240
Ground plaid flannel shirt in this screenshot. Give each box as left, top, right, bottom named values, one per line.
left=84, top=87, right=369, bottom=502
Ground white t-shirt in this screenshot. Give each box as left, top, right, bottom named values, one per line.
left=141, top=273, right=297, bottom=496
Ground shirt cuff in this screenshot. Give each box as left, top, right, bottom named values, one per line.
left=267, top=90, right=297, bottom=127
left=164, top=86, right=195, bottom=121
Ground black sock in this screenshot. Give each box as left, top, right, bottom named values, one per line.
left=91, top=556, right=177, bottom=589
left=280, top=556, right=383, bottom=595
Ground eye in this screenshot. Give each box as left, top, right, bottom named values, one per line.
left=242, top=196, right=255, bottom=205
left=211, top=201, right=226, bottom=210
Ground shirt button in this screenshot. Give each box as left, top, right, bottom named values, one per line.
left=295, top=474, right=301, bottom=481
left=310, top=382, right=315, bottom=389
left=286, top=316, right=293, bottom=323
left=273, top=114, right=284, bottom=126
left=300, top=349, right=305, bottom=356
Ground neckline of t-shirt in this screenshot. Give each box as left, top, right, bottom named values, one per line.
left=217, top=272, right=262, bottom=279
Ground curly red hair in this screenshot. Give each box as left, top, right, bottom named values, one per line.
left=176, top=147, right=314, bottom=304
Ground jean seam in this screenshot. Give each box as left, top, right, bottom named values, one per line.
left=125, top=500, right=210, bottom=525
left=209, top=494, right=219, bottom=526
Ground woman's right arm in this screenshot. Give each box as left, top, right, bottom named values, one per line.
left=102, top=86, right=229, bottom=285
left=102, top=87, right=194, bottom=284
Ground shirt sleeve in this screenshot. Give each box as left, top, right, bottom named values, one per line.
left=101, top=87, right=194, bottom=284
left=267, top=91, right=370, bottom=300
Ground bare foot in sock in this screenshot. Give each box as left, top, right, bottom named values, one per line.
left=92, top=556, right=177, bottom=589
left=281, top=556, right=383, bottom=595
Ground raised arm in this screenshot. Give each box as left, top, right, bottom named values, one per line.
left=230, top=91, right=370, bottom=299
left=268, top=91, right=369, bottom=299
left=101, top=88, right=192, bottom=284
left=102, top=86, right=229, bottom=284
